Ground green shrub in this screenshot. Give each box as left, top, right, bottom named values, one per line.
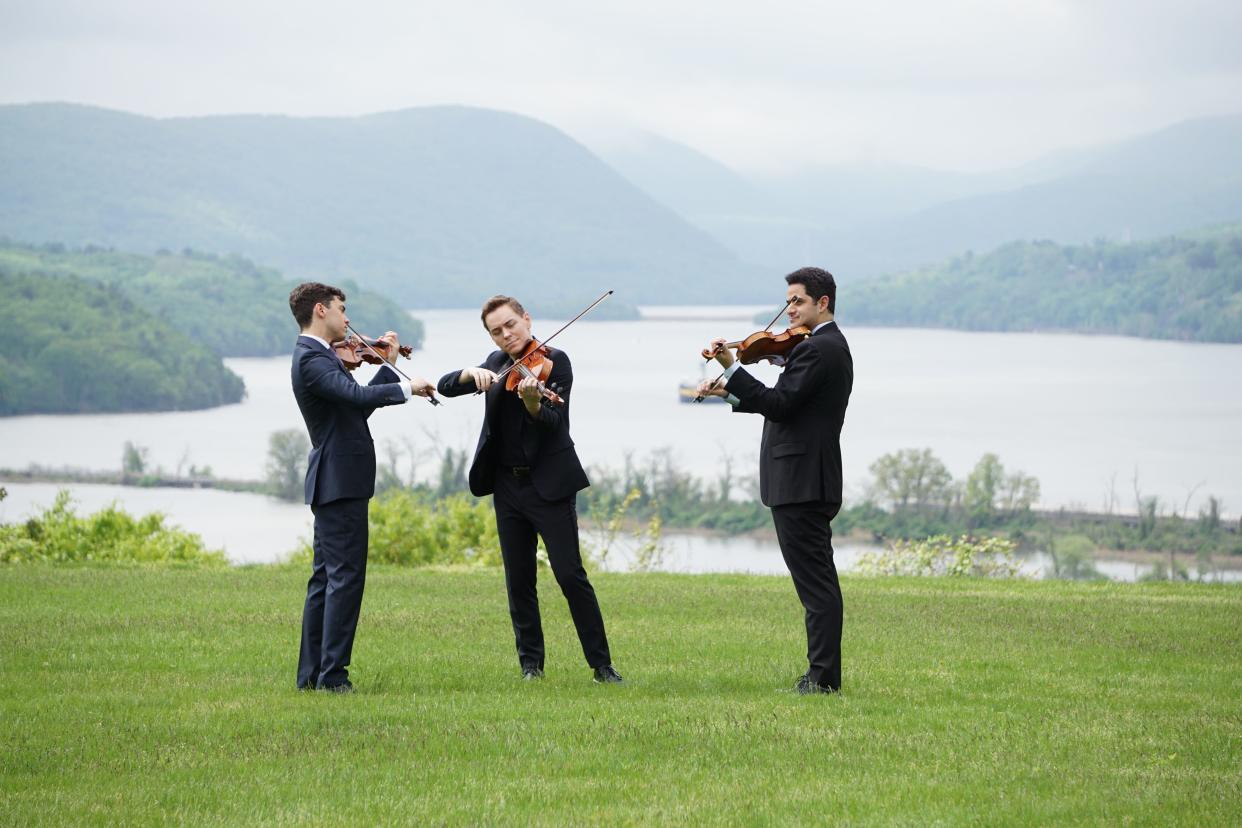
left=855, top=534, right=1022, bottom=578
left=289, top=490, right=502, bottom=567
left=0, top=491, right=226, bottom=565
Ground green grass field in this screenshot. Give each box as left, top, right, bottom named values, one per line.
left=1, top=566, right=1239, bottom=825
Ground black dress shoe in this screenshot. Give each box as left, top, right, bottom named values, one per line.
left=592, top=664, right=624, bottom=684
left=795, top=675, right=835, bottom=695
left=320, top=681, right=354, bottom=694
left=521, top=664, right=544, bottom=680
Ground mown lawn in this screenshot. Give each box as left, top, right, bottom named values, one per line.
left=1, top=566, right=1239, bottom=825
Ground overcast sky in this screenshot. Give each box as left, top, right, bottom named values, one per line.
left=2, top=0, right=1239, bottom=173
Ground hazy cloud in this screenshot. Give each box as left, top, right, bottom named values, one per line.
left=1, top=0, right=1239, bottom=172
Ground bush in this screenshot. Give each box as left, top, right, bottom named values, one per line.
left=855, top=534, right=1022, bottom=578
left=0, top=491, right=227, bottom=565
left=289, top=490, right=502, bottom=567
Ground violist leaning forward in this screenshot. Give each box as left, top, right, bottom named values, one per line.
left=287, top=268, right=852, bottom=694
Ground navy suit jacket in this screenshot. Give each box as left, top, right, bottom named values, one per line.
left=725, top=322, right=853, bottom=508
left=291, top=335, right=408, bottom=505
left=437, top=346, right=589, bottom=502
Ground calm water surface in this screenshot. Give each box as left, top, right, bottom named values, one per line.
left=3, top=307, right=1241, bottom=575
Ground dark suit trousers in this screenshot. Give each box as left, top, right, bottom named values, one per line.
left=493, top=471, right=611, bottom=669
left=772, top=501, right=843, bottom=691
left=297, top=497, right=369, bottom=689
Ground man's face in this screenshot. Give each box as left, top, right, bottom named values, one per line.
left=786, top=283, right=826, bottom=329
left=319, top=297, right=349, bottom=341
left=484, top=304, right=533, bottom=357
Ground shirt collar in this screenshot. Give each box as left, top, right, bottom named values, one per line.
left=301, top=333, right=332, bottom=351
left=812, top=320, right=836, bottom=335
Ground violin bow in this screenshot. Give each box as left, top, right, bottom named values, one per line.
left=489, top=289, right=614, bottom=388
left=693, top=298, right=794, bottom=403
left=344, top=323, right=441, bottom=406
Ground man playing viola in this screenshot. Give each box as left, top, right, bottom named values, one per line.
left=437, top=295, right=623, bottom=684
left=698, top=267, right=853, bottom=694
left=289, top=281, right=436, bottom=692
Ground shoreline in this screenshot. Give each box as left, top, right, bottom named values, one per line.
left=5, top=470, right=1240, bottom=570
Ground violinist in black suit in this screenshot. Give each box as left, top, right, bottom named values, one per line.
left=289, top=282, right=436, bottom=692
left=437, top=295, right=623, bottom=684
left=698, top=267, right=853, bottom=694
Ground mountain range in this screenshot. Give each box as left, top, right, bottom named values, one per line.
left=591, top=113, right=1242, bottom=279
left=2, top=102, right=1241, bottom=308
left=0, top=103, right=757, bottom=309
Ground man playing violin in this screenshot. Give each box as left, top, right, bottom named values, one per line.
left=698, top=267, right=853, bottom=694
left=289, top=281, right=436, bottom=692
left=437, top=295, right=623, bottom=684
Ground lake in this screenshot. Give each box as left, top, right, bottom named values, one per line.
left=3, top=307, right=1241, bottom=578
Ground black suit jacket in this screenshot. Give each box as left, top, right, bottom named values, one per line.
left=291, top=335, right=408, bottom=505
left=437, top=346, right=590, bottom=501
left=725, top=322, right=853, bottom=508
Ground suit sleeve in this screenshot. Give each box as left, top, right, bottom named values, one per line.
left=725, top=341, right=829, bottom=423
left=303, top=350, right=407, bottom=409
left=369, top=363, right=401, bottom=386
left=437, top=354, right=500, bottom=397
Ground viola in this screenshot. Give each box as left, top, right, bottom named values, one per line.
left=504, top=340, right=565, bottom=406
left=701, top=325, right=812, bottom=368
left=331, top=333, right=412, bottom=372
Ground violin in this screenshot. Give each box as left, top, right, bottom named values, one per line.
left=473, top=290, right=613, bottom=407
left=335, top=325, right=441, bottom=406
left=331, top=333, right=412, bottom=372
left=701, top=326, right=812, bottom=368
left=505, top=340, right=565, bottom=406
left=693, top=297, right=806, bottom=403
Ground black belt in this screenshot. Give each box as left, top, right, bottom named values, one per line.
left=502, top=465, right=532, bottom=477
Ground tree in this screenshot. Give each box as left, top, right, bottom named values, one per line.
left=868, top=448, right=954, bottom=512
left=434, top=446, right=469, bottom=498
left=963, top=453, right=1041, bottom=524
left=122, top=441, right=149, bottom=476
left=265, top=429, right=309, bottom=501
left=964, top=453, right=1005, bottom=519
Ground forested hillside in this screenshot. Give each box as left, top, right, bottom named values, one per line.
left=841, top=227, right=1242, bottom=342
left=0, top=242, right=422, bottom=357
left=0, top=103, right=758, bottom=307
left=0, top=270, right=244, bottom=415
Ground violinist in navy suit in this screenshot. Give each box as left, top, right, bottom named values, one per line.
left=288, top=281, right=436, bottom=692
left=699, top=268, right=853, bottom=694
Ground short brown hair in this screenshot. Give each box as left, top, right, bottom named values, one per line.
left=480, top=295, right=526, bottom=326
left=289, top=282, right=345, bottom=329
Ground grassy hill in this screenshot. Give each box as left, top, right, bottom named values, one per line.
left=0, top=103, right=760, bottom=308
left=0, top=566, right=1237, bottom=824
left=0, top=269, right=244, bottom=414
left=842, top=226, right=1242, bottom=342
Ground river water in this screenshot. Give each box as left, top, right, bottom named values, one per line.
left=3, top=307, right=1241, bottom=580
